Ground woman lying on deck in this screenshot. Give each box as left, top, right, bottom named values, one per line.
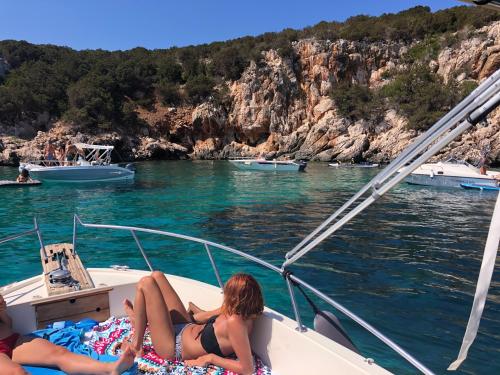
left=0, top=294, right=134, bottom=375
left=123, top=271, right=264, bottom=375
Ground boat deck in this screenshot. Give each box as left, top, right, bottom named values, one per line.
left=2, top=268, right=390, bottom=374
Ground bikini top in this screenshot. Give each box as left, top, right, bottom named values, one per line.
left=196, top=315, right=225, bottom=357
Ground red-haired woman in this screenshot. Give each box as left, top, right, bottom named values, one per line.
left=123, top=271, right=264, bottom=375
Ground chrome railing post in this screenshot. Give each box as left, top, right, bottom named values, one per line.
left=204, top=243, right=224, bottom=290
left=130, top=230, right=154, bottom=271
left=72, top=214, right=78, bottom=256
left=284, top=273, right=306, bottom=332
left=34, top=217, right=48, bottom=262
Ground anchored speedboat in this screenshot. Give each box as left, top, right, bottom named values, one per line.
left=329, top=162, right=380, bottom=168
left=401, top=158, right=500, bottom=188
left=20, top=143, right=135, bottom=182
left=229, top=158, right=307, bottom=171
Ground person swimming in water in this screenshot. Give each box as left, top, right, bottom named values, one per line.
left=16, top=169, right=32, bottom=183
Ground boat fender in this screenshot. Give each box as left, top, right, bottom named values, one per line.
left=287, top=274, right=360, bottom=354
left=314, top=311, right=360, bottom=354
left=430, top=170, right=434, bottom=178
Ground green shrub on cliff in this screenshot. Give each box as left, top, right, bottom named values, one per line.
left=157, top=57, right=183, bottom=84
left=380, top=64, right=457, bottom=130
left=210, top=46, right=247, bottom=81
left=330, top=83, right=382, bottom=121
left=330, top=65, right=478, bottom=131
left=156, top=81, right=182, bottom=106
left=404, top=36, right=441, bottom=63
left=65, top=74, right=120, bottom=128
left=185, top=75, right=215, bottom=104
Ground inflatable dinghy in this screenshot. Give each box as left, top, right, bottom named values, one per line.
left=460, top=183, right=500, bottom=191
left=0, top=180, right=42, bottom=187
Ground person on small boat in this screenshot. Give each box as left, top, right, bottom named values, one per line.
left=55, top=145, right=66, bottom=165
left=65, top=142, right=84, bottom=164
left=0, top=294, right=134, bottom=375
left=16, top=169, right=32, bottom=183
left=44, top=142, right=56, bottom=164
left=123, top=271, right=263, bottom=375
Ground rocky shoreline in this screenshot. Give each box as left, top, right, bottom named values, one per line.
left=1, top=22, right=499, bottom=167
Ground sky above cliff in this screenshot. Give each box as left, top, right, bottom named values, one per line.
left=1, top=0, right=464, bottom=50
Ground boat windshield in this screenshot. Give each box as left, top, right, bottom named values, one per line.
left=25, top=144, right=114, bottom=167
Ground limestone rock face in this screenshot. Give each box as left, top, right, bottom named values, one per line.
left=135, top=138, right=187, bottom=160
left=190, top=101, right=229, bottom=159
left=228, top=52, right=303, bottom=145
left=1, top=21, right=499, bottom=166
left=437, top=24, right=500, bottom=83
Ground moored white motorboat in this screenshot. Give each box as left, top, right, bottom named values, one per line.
left=20, top=144, right=135, bottom=182
left=229, top=159, right=307, bottom=171
left=401, top=159, right=500, bottom=188
left=329, top=162, right=380, bottom=168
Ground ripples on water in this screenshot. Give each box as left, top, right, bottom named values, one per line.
left=0, top=161, right=499, bottom=374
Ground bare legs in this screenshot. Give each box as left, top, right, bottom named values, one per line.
left=150, top=271, right=191, bottom=323
left=11, top=336, right=134, bottom=375
left=125, top=271, right=191, bottom=359
left=0, top=353, right=28, bottom=375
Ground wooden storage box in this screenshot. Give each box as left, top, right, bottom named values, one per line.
left=32, top=287, right=112, bottom=329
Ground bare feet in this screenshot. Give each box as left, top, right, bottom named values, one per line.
left=123, top=299, right=134, bottom=318
left=110, top=346, right=135, bottom=375
left=121, top=340, right=143, bottom=359
left=123, top=299, right=135, bottom=327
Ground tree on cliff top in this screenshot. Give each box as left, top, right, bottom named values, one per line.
left=65, top=74, right=120, bottom=129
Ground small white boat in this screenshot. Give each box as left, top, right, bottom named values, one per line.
left=329, top=162, right=379, bottom=168
left=20, top=144, right=135, bottom=182
left=229, top=158, right=307, bottom=171
left=402, top=159, right=500, bottom=188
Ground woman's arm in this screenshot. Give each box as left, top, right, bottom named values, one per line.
left=188, top=302, right=222, bottom=323
left=0, top=295, right=12, bottom=327
left=185, top=316, right=254, bottom=374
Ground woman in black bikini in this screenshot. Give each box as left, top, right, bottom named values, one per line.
left=123, top=271, right=264, bottom=375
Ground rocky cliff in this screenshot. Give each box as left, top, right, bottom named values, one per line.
left=1, top=21, right=499, bottom=166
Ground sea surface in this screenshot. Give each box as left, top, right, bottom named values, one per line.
left=0, top=161, right=499, bottom=375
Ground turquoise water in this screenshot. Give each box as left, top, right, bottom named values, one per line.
left=1, top=161, right=499, bottom=374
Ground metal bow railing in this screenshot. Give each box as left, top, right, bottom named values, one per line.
left=71, top=214, right=433, bottom=374
left=0, top=217, right=47, bottom=261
